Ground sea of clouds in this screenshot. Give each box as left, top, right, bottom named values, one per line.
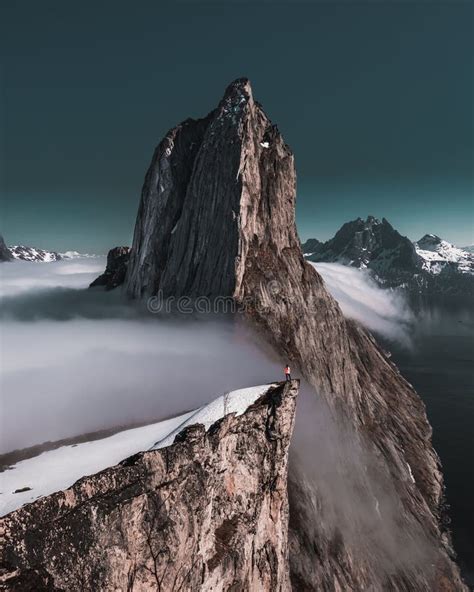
left=0, top=256, right=444, bottom=579
left=0, top=258, right=282, bottom=452
left=0, top=257, right=415, bottom=453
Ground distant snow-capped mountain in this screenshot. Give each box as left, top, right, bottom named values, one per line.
left=415, top=234, right=473, bottom=275
left=1, top=238, right=96, bottom=262
left=305, top=215, right=419, bottom=274
left=304, top=216, right=473, bottom=296
left=9, top=245, right=63, bottom=262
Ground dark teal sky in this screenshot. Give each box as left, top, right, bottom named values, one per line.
left=1, top=0, right=473, bottom=253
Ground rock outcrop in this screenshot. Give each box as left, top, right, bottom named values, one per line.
left=122, top=79, right=466, bottom=589
left=90, top=246, right=131, bottom=290
left=0, top=382, right=297, bottom=591
left=0, top=235, right=13, bottom=262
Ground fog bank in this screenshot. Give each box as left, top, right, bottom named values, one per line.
left=311, top=262, right=413, bottom=344
left=0, top=260, right=282, bottom=453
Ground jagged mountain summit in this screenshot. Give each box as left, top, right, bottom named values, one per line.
left=305, top=216, right=473, bottom=295
left=300, top=237, right=321, bottom=255
left=305, top=215, right=419, bottom=274
left=65, top=79, right=468, bottom=589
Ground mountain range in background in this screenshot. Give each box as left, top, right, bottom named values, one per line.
left=0, top=235, right=96, bottom=262
left=302, top=216, right=474, bottom=296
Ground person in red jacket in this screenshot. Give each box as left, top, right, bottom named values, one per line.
left=284, top=364, right=291, bottom=381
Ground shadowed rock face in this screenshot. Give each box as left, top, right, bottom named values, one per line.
left=0, top=235, right=13, bottom=262
left=89, top=246, right=131, bottom=290
left=124, top=79, right=466, bottom=590
left=300, top=238, right=321, bottom=254
left=307, top=215, right=420, bottom=275
left=0, top=382, right=297, bottom=592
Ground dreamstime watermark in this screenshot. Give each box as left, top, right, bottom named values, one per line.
left=146, top=279, right=321, bottom=316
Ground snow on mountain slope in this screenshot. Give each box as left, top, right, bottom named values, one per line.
left=0, top=384, right=274, bottom=517
left=414, top=234, right=474, bottom=275
left=7, top=245, right=96, bottom=262
left=304, top=219, right=474, bottom=293
left=9, top=245, right=62, bottom=262
left=151, top=384, right=275, bottom=449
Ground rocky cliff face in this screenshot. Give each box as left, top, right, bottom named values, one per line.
left=89, top=246, right=131, bottom=290
left=0, top=382, right=297, bottom=591
left=123, top=79, right=465, bottom=590
left=0, top=235, right=13, bottom=262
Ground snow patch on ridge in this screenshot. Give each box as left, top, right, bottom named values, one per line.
left=151, top=384, right=275, bottom=449
left=0, top=384, right=274, bottom=517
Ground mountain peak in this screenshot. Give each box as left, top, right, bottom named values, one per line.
left=417, top=233, right=442, bottom=246
left=218, top=78, right=254, bottom=116
left=307, top=215, right=419, bottom=273
left=223, top=77, right=252, bottom=97
left=365, top=214, right=381, bottom=225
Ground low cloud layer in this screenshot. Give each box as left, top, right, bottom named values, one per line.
left=0, top=257, right=107, bottom=298
left=0, top=259, right=444, bottom=582
left=0, top=258, right=415, bottom=452
left=0, top=260, right=281, bottom=453
left=289, top=383, right=439, bottom=582
left=311, top=262, right=413, bottom=344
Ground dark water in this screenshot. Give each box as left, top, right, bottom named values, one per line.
left=387, top=299, right=474, bottom=586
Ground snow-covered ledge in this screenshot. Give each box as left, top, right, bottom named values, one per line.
left=0, top=384, right=276, bottom=517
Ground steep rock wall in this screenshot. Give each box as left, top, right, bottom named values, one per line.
left=0, top=382, right=297, bottom=591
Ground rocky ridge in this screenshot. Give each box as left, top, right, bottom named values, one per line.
left=89, top=246, right=131, bottom=290
left=0, top=382, right=297, bottom=591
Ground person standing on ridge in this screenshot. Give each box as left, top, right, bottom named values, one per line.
left=284, top=364, right=291, bottom=381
